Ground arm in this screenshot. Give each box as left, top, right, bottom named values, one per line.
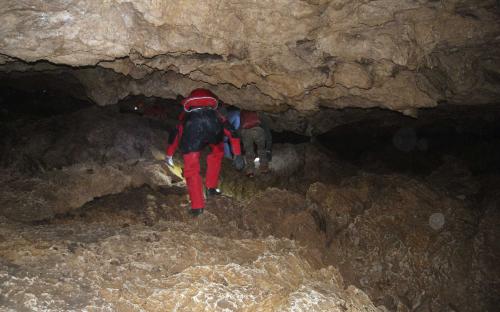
left=166, top=124, right=183, bottom=157
left=218, top=111, right=242, bottom=156
left=223, top=128, right=241, bottom=156
left=221, top=114, right=244, bottom=170
left=166, top=112, right=186, bottom=157
left=223, top=125, right=244, bottom=170
left=228, top=110, right=240, bottom=131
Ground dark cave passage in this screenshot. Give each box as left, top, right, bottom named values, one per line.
left=0, top=86, right=92, bottom=121
left=272, top=130, right=310, bottom=145
left=0, top=76, right=498, bottom=312
left=317, top=105, right=500, bottom=177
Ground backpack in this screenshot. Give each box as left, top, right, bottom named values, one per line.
left=240, top=110, right=261, bottom=129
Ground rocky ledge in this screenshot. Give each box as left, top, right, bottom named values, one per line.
left=1, top=1, right=500, bottom=113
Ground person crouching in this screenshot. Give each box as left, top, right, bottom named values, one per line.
left=165, top=89, right=244, bottom=216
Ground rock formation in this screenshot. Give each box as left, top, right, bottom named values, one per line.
left=0, top=2, right=499, bottom=311
left=1, top=0, right=499, bottom=115
left=0, top=106, right=175, bottom=221
left=0, top=214, right=380, bottom=311
left=306, top=175, right=492, bottom=311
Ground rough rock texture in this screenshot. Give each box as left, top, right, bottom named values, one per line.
left=0, top=106, right=352, bottom=221
left=1, top=166, right=496, bottom=311
left=1, top=0, right=500, bottom=113
left=0, top=215, right=380, bottom=311
left=0, top=161, right=172, bottom=222
left=0, top=106, right=178, bottom=221
left=0, top=87, right=498, bottom=311
left=241, top=188, right=326, bottom=255
left=0, top=106, right=168, bottom=172
left=220, top=143, right=354, bottom=199
left=307, top=174, right=498, bottom=312
left=471, top=183, right=500, bottom=309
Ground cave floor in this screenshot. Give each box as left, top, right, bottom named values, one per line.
left=1, top=167, right=498, bottom=312
left=0, top=186, right=373, bottom=311
left=0, top=106, right=499, bottom=311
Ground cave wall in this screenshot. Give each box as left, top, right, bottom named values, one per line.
left=0, top=0, right=499, bottom=114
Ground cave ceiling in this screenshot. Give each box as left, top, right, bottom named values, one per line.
left=0, top=0, right=499, bottom=118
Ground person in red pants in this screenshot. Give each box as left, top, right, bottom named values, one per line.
left=165, top=88, right=244, bottom=216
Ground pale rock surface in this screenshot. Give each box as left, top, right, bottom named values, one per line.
left=333, top=63, right=373, bottom=90
left=0, top=0, right=499, bottom=112
left=0, top=217, right=381, bottom=311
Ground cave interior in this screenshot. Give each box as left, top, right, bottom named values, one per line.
left=1, top=1, right=500, bottom=311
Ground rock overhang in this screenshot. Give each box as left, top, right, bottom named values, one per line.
left=0, top=0, right=499, bottom=122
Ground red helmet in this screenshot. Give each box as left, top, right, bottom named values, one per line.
left=181, top=88, right=218, bottom=112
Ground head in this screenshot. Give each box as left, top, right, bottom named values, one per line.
left=181, top=88, right=218, bottom=112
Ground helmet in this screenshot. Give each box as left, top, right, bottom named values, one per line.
left=181, top=88, right=218, bottom=112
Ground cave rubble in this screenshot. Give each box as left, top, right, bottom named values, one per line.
left=0, top=215, right=381, bottom=311
left=0, top=106, right=180, bottom=222
left=306, top=174, right=495, bottom=311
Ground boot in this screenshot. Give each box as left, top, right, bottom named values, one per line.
left=206, top=188, right=222, bottom=196
left=190, top=208, right=204, bottom=217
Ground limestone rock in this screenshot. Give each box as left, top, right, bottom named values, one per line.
left=471, top=192, right=500, bottom=310
left=334, top=62, right=373, bottom=89
left=269, top=143, right=304, bottom=176
left=0, top=106, right=178, bottom=221
left=307, top=174, right=491, bottom=311
left=0, top=161, right=172, bottom=222
left=0, top=106, right=168, bottom=172
left=0, top=0, right=499, bottom=112
left=0, top=216, right=381, bottom=311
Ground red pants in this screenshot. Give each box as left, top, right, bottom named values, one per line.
left=182, top=142, right=224, bottom=209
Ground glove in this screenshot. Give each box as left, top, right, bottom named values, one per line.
left=266, top=150, right=272, bottom=162
left=233, top=155, right=245, bottom=171
left=165, top=155, right=174, bottom=167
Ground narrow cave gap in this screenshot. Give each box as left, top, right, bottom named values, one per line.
left=0, top=74, right=93, bottom=121
left=317, top=104, right=500, bottom=176
left=116, top=93, right=184, bottom=131
left=271, top=130, right=310, bottom=144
